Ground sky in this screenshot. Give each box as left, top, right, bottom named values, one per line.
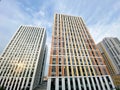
left=0, top=0, right=120, bottom=76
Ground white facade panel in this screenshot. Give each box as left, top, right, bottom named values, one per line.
left=0, top=26, right=46, bottom=90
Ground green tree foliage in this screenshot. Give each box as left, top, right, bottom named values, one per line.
left=116, top=87, right=120, bottom=90
left=0, top=86, right=5, bottom=90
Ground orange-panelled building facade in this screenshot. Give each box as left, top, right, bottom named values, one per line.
left=47, top=14, right=115, bottom=90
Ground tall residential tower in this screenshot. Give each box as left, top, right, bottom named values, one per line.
left=97, top=37, right=120, bottom=87
left=0, top=26, right=47, bottom=90
left=47, top=14, right=115, bottom=90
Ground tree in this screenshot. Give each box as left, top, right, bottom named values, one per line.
left=116, top=87, right=120, bottom=90
left=0, top=86, right=5, bottom=90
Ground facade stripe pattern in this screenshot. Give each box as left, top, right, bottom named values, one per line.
left=47, top=14, right=115, bottom=90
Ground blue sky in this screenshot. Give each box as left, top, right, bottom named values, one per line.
left=0, top=0, right=120, bottom=75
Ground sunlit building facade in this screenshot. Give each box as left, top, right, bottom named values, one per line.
left=47, top=14, right=115, bottom=90
left=0, top=26, right=47, bottom=90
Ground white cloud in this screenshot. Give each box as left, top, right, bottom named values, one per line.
left=39, top=10, right=45, bottom=17
left=0, top=0, right=53, bottom=75
left=33, top=10, right=45, bottom=19
left=113, top=1, right=120, bottom=11
left=0, top=0, right=120, bottom=76
left=88, top=17, right=120, bottom=44
left=87, top=0, right=120, bottom=44
left=0, top=0, right=33, bottom=53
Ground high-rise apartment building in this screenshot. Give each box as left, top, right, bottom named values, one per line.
left=97, top=37, right=120, bottom=87
left=47, top=14, right=115, bottom=90
left=97, top=37, right=120, bottom=74
left=0, top=26, right=47, bottom=90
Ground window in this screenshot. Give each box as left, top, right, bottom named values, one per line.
left=80, top=78, right=83, bottom=89
left=52, top=58, right=56, bottom=64
left=53, top=50, right=56, bottom=55
left=59, top=66, right=62, bottom=74
left=70, top=78, right=74, bottom=90
left=59, top=78, right=62, bottom=90
left=93, top=77, right=98, bottom=89
left=75, top=78, right=79, bottom=89
left=51, top=78, right=55, bottom=90
left=65, top=78, right=68, bottom=90
left=52, top=66, right=56, bottom=76
left=52, top=66, right=56, bottom=72
left=64, top=66, right=67, bottom=76
left=59, top=58, right=62, bottom=64
left=102, top=67, right=107, bottom=75
left=89, top=78, right=94, bottom=90
left=69, top=66, right=72, bottom=76
left=97, top=77, right=102, bottom=89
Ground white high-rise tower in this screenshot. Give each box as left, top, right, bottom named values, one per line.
left=0, top=25, right=47, bottom=90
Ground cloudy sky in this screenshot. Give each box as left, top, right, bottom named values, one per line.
left=0, top=0, right=120, bottom=75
